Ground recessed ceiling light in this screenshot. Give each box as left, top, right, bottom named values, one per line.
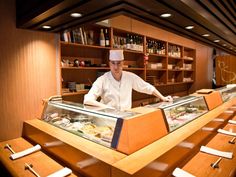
left=160, top=13, right=172, bottom=18
left=42, top=25, right=51, bottom=29
left=185, top=26, right=194, bottom=30
left=202, top=34, right=210, bottom=37
left=223, top=44, right=227, bottom=46
left=70, top=13, right=82, bottom=18
left=214, top=39, right=220, bottom=43
left=230, top=47, right=233, bottom=50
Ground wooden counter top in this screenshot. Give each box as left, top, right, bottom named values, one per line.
left=112, top=98, right=236, bottom=175
left=24, top=119, right=127, bottom=165
left=182, top=120, right=236, bottom=176
left=0, top=137, right=78, bottom=177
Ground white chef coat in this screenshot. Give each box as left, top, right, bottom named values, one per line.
left=83, top=71, right=156, bottom=110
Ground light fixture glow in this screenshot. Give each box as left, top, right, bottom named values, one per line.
left=223, top=44, right=227, bottom=46
left=160, top=13, right=172, bottom=18
left=70, top=13, right=82, bottom=18
left=42, top=25, right=51, bottom=29
left=185, top=26, right=194, bottom=30
left=214, top=39, right=220, bottom=43
left=202, top=34, right=210, bottom=37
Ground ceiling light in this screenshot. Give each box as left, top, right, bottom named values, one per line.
left=160, top=13, right=172, bottom=18
left=42, top=25, right=51, bottom=29
left=213, top=39, right=220, bottom=43
left=202, top=34, right=210, bottom=37
left=185, top=26, right=194, bottom=30
left=223, top=44, right=227, bottom=46
left=70, top=13, right=82, bottom=18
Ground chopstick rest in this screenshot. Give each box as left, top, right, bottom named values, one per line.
left=47, top=167, right=72, bottom=177
left=228, top=120, right=236, bottom=125
left=10, top=144, right=41, bottom=160
left=217, top=128, right=236, bottom=137
left=200, top=146, right=233, bottom=159
left=172, top=167, right=195, bottom=177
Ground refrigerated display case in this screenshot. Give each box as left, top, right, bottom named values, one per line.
left=147, top=95, right=209, bottom=131
left=216, top=86, right=236, bottom=102
left=41, top=97, right=138, bottom=148
left=41, top=96, right=168, bottom=154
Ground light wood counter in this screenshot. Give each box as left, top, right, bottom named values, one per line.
left=24, top=119, right=127, bottom=165
left=7, top=97, right=235, bottom=177
left=112, top=98, right=236, bottom=175
left=182, top=118, right=236, bottom=176
left=0, top=137, right=78, bottom=177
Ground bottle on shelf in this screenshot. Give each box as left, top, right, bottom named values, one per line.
left=126, top=33, right=131, bottom=49
left=99, top=29, right=105, bottom=47
left=130, top=35, right=134, bottom=50
left=139, top=36, right=143, bottom=52
left=105, top=29, right=110, bottom=47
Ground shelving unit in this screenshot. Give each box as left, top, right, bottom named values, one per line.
left=60, top=24, right=196, bottom=102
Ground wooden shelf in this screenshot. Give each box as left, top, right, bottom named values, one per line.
left=123, top=67, right=145, bottom=71
left=168, top=69, right=183, bottom=72
left=183, top=58, right=194, bottom=61
left=148, top=53, right=167, bottom=57
left=183, top=69, right=194, bottom=72
left=61, top=66, right=109, bottom=70
left=165, top=81, right=194, bottom=85
left=146, top=68, right=166, bottom=71
left=61, top=41, right=112, bottom=50
left=123, top=49, right=143, bottom=54
left=62, top=90, right=89, bottom=96
left=168, top=56, right=182, bottom=59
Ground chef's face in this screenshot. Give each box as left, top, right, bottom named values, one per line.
left=109, top=60, right=123, bottom=80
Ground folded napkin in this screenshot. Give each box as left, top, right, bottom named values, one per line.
left=200, top=146, right=233, bottom=159
left=224, top=110, right=234, bottom=114
left=47, top=167, right=72, bottom=177
left=212, top=118, right=224, bottom=122
left=10, top=144, right=41, bottom=160
left=228, top=120, right=236, bottom=125
left=76, top=158, right=99, bottom=169
left=218, top=128, right=236, bottom=137
left=201, top=127, right=214, bottom=131
left=172, top=167, right=195, bottom=177
left=178, top=141, right=195, bottom=149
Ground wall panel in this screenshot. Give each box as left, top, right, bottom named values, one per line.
left=216, top=55, right=236, bottom=86
left=0, top=0, right=58, bottom=141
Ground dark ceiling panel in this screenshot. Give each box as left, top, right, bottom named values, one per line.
left=15, top=0, right=236, bottom=55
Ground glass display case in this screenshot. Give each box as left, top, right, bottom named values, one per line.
left=147, top=96, right=209, bottom=132
left=216, top=86, right=236, bottom=102
left=41, top=97, right=138, bottom=148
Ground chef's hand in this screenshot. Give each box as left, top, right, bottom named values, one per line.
left=162, top=95, right=173, bottom=102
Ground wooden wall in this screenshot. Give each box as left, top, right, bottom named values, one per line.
left=215, top=55, right=236, bottom=86
left=110, top=15, right=213, bottom=93
left=0, top=0, right=58, bottom=141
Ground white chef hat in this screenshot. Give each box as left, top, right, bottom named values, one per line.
left=109, top=50, right=124, bottom=61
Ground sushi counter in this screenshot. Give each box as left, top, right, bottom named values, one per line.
left=1, top=86, right=236, bottom=177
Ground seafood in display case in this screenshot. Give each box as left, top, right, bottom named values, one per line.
left=147, top=96, right=209, bottom=132
left=216, top=86, right=236, bottom=102
left=41, top=97, right=138, bottom=148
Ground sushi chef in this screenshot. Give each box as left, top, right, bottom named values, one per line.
left=83, top=49, right=172, bottom=110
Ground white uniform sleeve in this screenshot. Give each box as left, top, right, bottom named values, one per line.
left=83, top=77, right=103, bottom=104
left=131, top=73, right=155, bottom=94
